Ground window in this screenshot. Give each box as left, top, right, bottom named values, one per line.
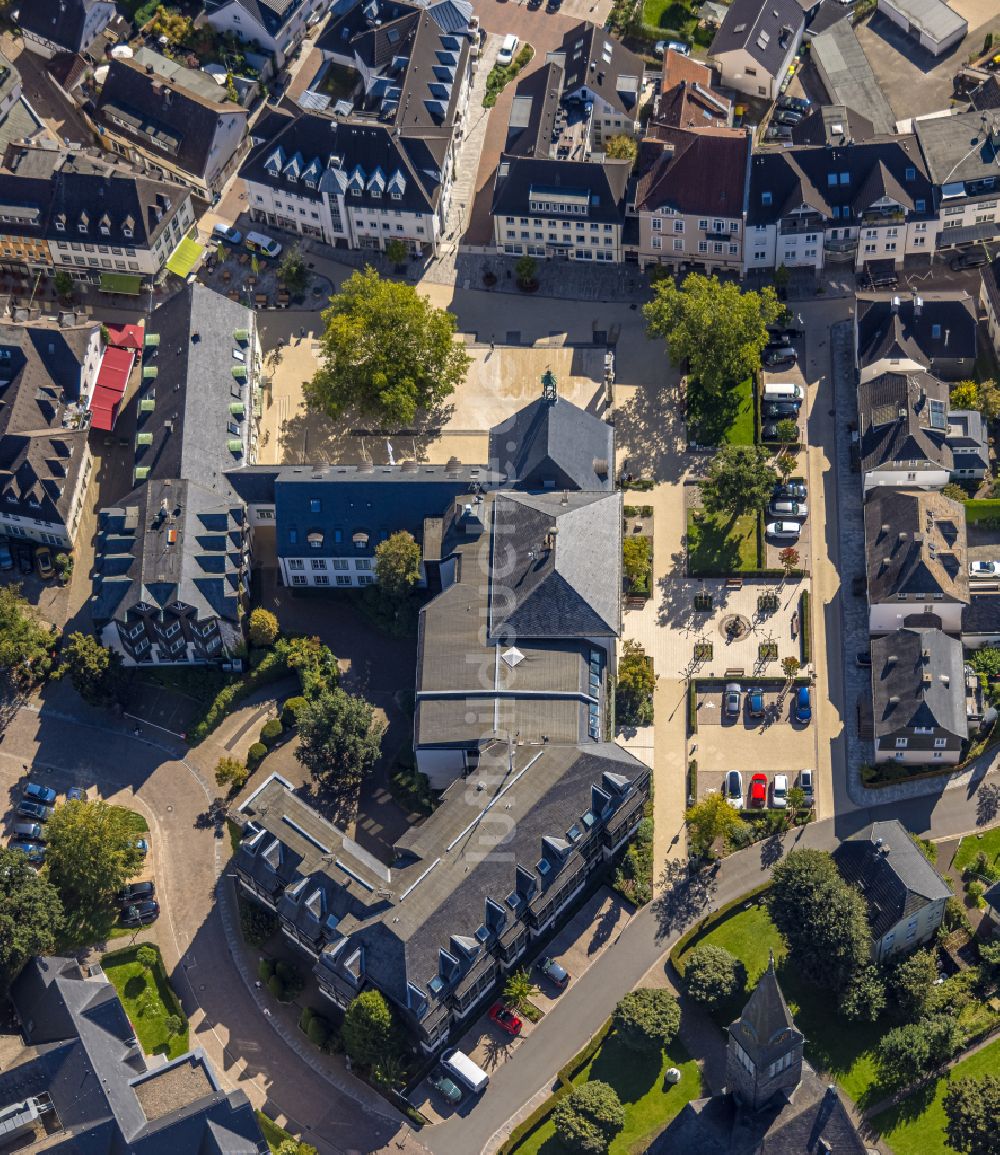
left=864, top=243, right=877, bottom=254
left=905, top=167, right=916, bottom=181
left=932, top=323, right=942, bottom=339
left=761, top=192, right=772, bottom=206
left=672, top=238, right=683, bottom=251
left=310, top=558, right=327, bottom=570
left=754, top=250, right=766, bottom=260
left=288, top=529, right=298, bottom=545
left=651, top=236, right=662, bottom=250
left=310, top=498, right=321, bottom=513
left=288, top=559, right=304, bottom=571
left=885, top=242, right=897, bottom=252
left=652, top=217, right=662, bottom=231
left=728, top=244, right=739, bottom=256
left=744, top=66, right=757, bottom=76
left=673, top=220, right=684, bottom=233
left=895, top=737, right=908, bottom=748
left=333, top=558, right=349, bottom=571
left=314, top=575, right=330, bottom=586
left=698, top=241, right=707, bottom=253
left=934, top=738, right=947, bottom=748
left=290, top=575, right=307, bottom=586
left=698, top=218, right=708, bottom=230
left=915, top=199, right=926, bottom=212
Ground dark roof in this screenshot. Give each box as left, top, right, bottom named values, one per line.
left=505, top=62, right=564, bottom=159
left=835, top=818, right=951, bottom=939
left=728, top=955, right=801, bottom=1070
left=17, top=0, right=93, bottom=52
left=316, top=0, right=421, bottom=61
left=205, top=0, right=306, bottom=38
left=709, top=0, right=804, bottom=75
left=636, top=125, right=748, bottom=217
left=870, top=627, right=967, bottom=749
left=746, top=137, right=932, bottom=227
left=492, top=155, right=630, bottom=224
left=970, top=75, right=1000, bottom=112
left=803, top=0, right=853, bottom=35
left=791, top=103, right=876, bottom=146
left=857, top=370, right=952, bottom=476
left=557, top=22, right=644, bottom=118
left=864, top=489, right=968, bottom=604
left=6, top=956, right=267, bottom=1153
left=984, top=257, right=1000, bottom=330
left=488, top=394, right=614, bottom=491
left=857, top=293, right=978, bottom=367
left=96, top=58, right=247, bottom=181
left=916, top=109, right=1000, bottom=188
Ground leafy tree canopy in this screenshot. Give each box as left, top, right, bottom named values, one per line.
left=684, top=944, right=746, bottom=1008
left=248, top=608, right=279, bottom=648
left=374, top=531, right=422, bottom=601
left=0, top=586, right=54, bottom=693
left=295, top=687, right=385, bottom=792
left=59, top=631, right=127, bottom=707
left=605, top=134, right=638, bottom=162
left=342, top=989, right=396, bottom=1068
left=943, top=1073, right=1000, bottom=1155
left=616, top=639, right=656, bottom=727
left=888, top=949, right=937, bottom=1022
left=838, top=964, right=886, bottom=1023
left=612, top=988, right=680, bottom=1054
left=702, top=445, right=779, bottom=517
left=0, top=846, right=63, bottom=994
left=686, top=791, right=743, bottom=858
left=552, top=1081, right=625, bottom=1155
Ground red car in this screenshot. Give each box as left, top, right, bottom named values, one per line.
left=488, top=1002, right=522, bottom=1037
left=749, top=774, right=768, bottom=808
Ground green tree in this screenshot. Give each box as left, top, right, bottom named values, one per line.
left=786, top=786, right=806, bottom=814
left=295, top=688, right=385, bottom=792
left=622, top=536, right=652, bottom=590
left=247, top=607, right=279, bottom=647
left=215, top=756, right=248, bottom=790
left=877, top=1019, right=931, bottom=1085
left=978, top=378, right=1000, bottom=421
left=605, top=134, right=637, bottom=162
left=59, top=631, right=126, bottom=707
left=53, top=270, right=75, bottom=298
left=148, top=4, right=192, bottom=43
left=768, top=849, right=870, bottom=992
left=503, top=967, right=538, bottom=1013
left=683, top=944, right=746, bottom=1008
left=943, top=1074, right=1000, bottom=1155
left=775, top=418, right=799, bottom=443
left=275, top=1141, right=319, bottom=1155
left=385, top=237, right=409, bottom=267
left=136, top=944, right=158, bottom=972
left=838, top=964, right=886, bottom=1022
left=782, top=656, right=800, bottom=678
left=888, top=949, right=938, bottom=1022
left=701, top=445, right=779, bottom=517
left=284, top=636, right=339, bottom=698
left=612, top=989, right=680, bottom=1054
left=552, top=1081, right=625, bottom=1154
left=342, top=989, right=396, bottom=1068
left=306, top=266, right=469, bottom=426
left=165, top=1013, right=183, bottom=1037
left=374, top=530, right=422, bottom=602
left=45, top=801, right=144, bottom=937
left=615, top=639, right=655, bottom=726
left=278, top=247, right=310, bottom=294
left=0, top=846, right=63, bottom=994
left=0, top=586, right=55, bottom=692
left=686, top=792, right=742, bottom=858
left=515, top=254, right=538, bottom=286
left=951, top=380, right=980, bottom=411
left=643, top=273, right=781, bottom=399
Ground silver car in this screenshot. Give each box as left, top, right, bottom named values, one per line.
left=724, top=683, right=741, bottom=717
left=767, top=500, right=807, bottom=520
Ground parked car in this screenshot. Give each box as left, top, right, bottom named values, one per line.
left=767, top=499, right=807, bottom=519
left=774, top=110, right=803, bottom=126
left=0, top=541, right=12, bottom=571
left=774, top=481, right=806, bottom=502
left=724, top=770, right=744, bottom=809
left=766, top=333, right=794, bottom=351
left=545, top=0, right=561, bottom=10
left=765, top=125, right=793, bottom=143
left=488, top=1002, right=522, bottom=1036
left=23, top=782, right=57, bottom=804
left=724, top=683, right=741, bottom=717
left=429, top=1071, right=463, bottom=1105
left=11, top=822, right=44, bottom=841
left=772, top=774, right=788, bottom=809
left=763, top=347, right=798, bottom=368
left=795, top=686, right=812, bottom=724
left=654, top=39, right=689, bottom=56
left=762, top=423, right=799, bottom=442
left=536, top=956, right=570, bottom=989
left=950, top=247, right=989, bottom=270
left=211, top=222, right=242, bottom=246
left=118, top=880, right=155, bottom=905
left=120, top=900, right=160, bottom=927
left=135, top=838, right=149, bottom=858
left=762, top=401, right=800, bottom=419
left=766, top=521, right=801, bottom=540
left=798, top=768, right=813, bottom=806
left=747, top=687, right=765, bottom=718
left=749, top=773, right=768, bottom=807
left=856, top=650, right=872, bottom=668
left=17, top=799, right=53, bottom=822
left=497, top=34, right=519, bottom=65
left=66, top=786, right=86, bottom=801
left=14, top=542, right=32, bottom=575
left=970, top=560, right=1000, bottom=578
left=9, top=840, right=45, bottom=863
left=35, top=546, right=54, bottom=580
left=768, top=321, right=804, bottom=339
left=778, top=95, right=811, bottom=113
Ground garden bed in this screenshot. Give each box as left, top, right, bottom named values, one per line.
left=102, top=944, right=189, bottom=1060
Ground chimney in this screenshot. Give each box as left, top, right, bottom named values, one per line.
left=880, top=523, right=890, bottom=534
left=914, top=295, right=923, bottom=314
left=891, top=295, right=900, bottom=312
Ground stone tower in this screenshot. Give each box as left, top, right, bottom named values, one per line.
left=725, top=953, right=804, bottom=1112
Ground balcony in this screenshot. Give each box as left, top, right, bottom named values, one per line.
left=823, top=235, right=858, bottom=262
left=778, top=215, right=824, bottom=236
left=860, top=208, right=905, bottom=226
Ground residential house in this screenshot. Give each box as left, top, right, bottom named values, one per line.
left=790, top=103, right=876, bottom=147
left=982, top=255, right=1000, bottom=358
left=856, top=291, right=978, bottom=381
left=654, top=76, right=731, bottom=131
left=835, top=819, right=952, bottom=959
left=0, top=323, right=101, bottom=549
left=0, top=142, right=194, bottom=285
left=95, top=54, right=250, bottom=196
left=743, top=137, right=934, bottom=273
left=549, top=22, right=645, bottom=149
left=915, top=110, right=1000, bottom=252
left=634, top=125, right=750, bottom=272
left=708, top=0, right=805, bottom=101
left=868, top=628, right=968, bottom=765
left=15, top=0, right=116, bottom=59
left=651, top=958, right=866, bottom=1153
left=876, top=0, right=966, bottom=57
left=864, top=488, right=968, bottom=635
left=203, top=0, right=328, bottom=72
left=91, top=284, right=258, bottom=665
left=3, top=956, right=267, bottom=1152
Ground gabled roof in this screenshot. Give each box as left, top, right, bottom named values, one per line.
left=205, top=0, right=306, bottom=38
left=791, top=104, right=876, bottom=147
left=654, top=80, right=732, bottom=130
left=636, top=125, right=748, bottom=217
left=864, top=489, right=968, bottom=605
left=835, top=818, right=951, bottom=939
left=17, top=0, right=94, bottom=52
left=505, top=62, right=563, bottom=159
left=857, top=292, right=978, bottom=367
left=728, top=954, right=801, bottom=1069
left=557, top=22, right=644, bottom=117
left=709, top=0, right=804, bottom=74
left=870, top=628, right=967, bottom=748
left=857, top=370, right=952, bottom=476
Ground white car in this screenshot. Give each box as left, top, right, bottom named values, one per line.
left=772, top=774, right=788, bottom=809
left=970, top=560, right=1000, bottom=578
left=767, top=500, right=808, bottom=520
left=766, top=521, right=801, bottom=540
left=654, top=40, right=690, bottom=57
left=497, top=34, right=519, bottom=66
left=724, top=770, right=743, bottom=810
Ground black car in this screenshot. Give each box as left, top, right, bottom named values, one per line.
left=14, top=542, right=32, bottom=576
left=545, top=0, right=561, bottom=9
left=763, top=347, right=798, bottom=368
left=765, top=125, right=793, bottom=143
left=778, top=95, right=810, bottom=113
left=766, top=332, right=793, bottom=349
left=763, top=401, right=800, bottom=419
left=768, top=323, right=804, bottom=340
left=762, top=422, right=799, bottom=442
left=950, top=248, right=989, bottom=270
left=118, top=880, right=155, bottom=905
left=774, top=481, right=806, bottom=501
left=121, top=900, right=160, bottom=927
left=773, top=110, right=803, bottom=127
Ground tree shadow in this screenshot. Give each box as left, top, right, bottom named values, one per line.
left=759, top=834, right=785, bottom=869
left=587, top=902, right=623, bottom=956
left=976, top=782, right=1000, bottom=826
left=651, top=859, right=718, bottom=944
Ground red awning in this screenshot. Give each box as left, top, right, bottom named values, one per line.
left=89, top=384, right=120, bottom=431
left=106, top=322, right=144, bottom=350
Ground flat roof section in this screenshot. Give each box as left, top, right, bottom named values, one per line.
left=810, top=21, right=896, bottom=136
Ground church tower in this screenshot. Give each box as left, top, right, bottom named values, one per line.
left=725, top=953, right=804, bottom=1112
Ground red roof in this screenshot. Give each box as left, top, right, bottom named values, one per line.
left=96, top=346, right=134, bottom=396
left=90, top=384, right=121, bottom=431
left=106, top=322, right=144, bottom=350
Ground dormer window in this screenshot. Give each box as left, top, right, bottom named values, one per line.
left=390, top=190, right=401, bottom=200
left=123, top=226, right=133, bottom=238
left=54, top=215, right=66, bottom=232
left=371, top=188, right=381, bottom=198
left=350, top=187, right=362, bottom=196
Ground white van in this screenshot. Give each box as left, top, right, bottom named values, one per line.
left=763, top=382, right=803, bottom=403
left=244, top=231, right=283, bottom=258
left=442, top=1048, right=489, bottom=1094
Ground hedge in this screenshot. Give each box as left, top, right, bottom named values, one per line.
left=187, top=643, right=291, bottom=744
left=667, top=883, right=772, bottom=980
left=964, top=499, right=1000, bottom=526
left=687, top=760, right=697, bottom=805
left=799, top=590, right=811, bottom=665
left=688, top=681, right=698, bottom=735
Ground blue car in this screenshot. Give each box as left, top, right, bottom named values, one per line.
left=22, top=782, right=57, bottom=805
left=795, top=686, right=812, bottom=724
left=10, top=840, right=46, bottom=864
left=66, top=787, right=86, bottom=802
left=747, top=688, right=765, bottom=718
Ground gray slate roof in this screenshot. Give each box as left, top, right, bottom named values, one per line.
left=557, top=22, right=645, bottom=118
left=858, top=370, right=952, bottom=476
left=915, top=109, right=999, bottom=188
left=17, top=0, right=96, bottom=53
left=492, top=155, right=630, bottom=225
left=728, top=955, right=801, bottom=1070
left=709, top=0, right=804, bottom=75
left=857, top=292, right=978, bottom=368
left=488, top=395, right=613, bottom=491
left=870, top=627, right=967, bottom=750
left=864, top=489, right=968, bottom=604
left=791, top=103, right=876, bottom=147
left=835, top=818, right=951, bottom=939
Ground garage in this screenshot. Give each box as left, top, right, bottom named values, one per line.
left=876, top=0, right=967, bottom=57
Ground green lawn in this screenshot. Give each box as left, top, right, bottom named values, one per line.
left=640, top=0, right=714, bottom=47
left=687, top=377, right=755, bottom=446
left=952, top=826, right=1000, bottom=877
left=102, top=946, right=189, bottom=1060
left=870, top=1036, right=1000, bottom=1155
left=687, top=510, right=760, bottom=576
left=511, top=1032, right=701, bottom=1154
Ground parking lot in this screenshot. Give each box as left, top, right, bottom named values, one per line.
left=761, top=352, right=813, bottom=573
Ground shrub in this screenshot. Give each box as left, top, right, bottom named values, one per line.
left=282, top=696, right=308, bottom=727
left=267, top=974, right=285, bottom=1000
left=260, top=718, right=284, bottom=745
left=241, top=899, right=277, bottom=947
left=612, top=989, right=680, bottom=1054
left=552, top=1081, right=625, bottom=1154
left=215, top=755, right=248, bottom=790
left=247, top=607, right=279, bottom=647
left=307, top=1017, right=330, bottom=1047
left=165, top=1014, right=183, bottom=1037
left=684, top=944, right=746, bottom=1007
left=247, top=742, right=268, bottom=769
left=275, top=961, right=304, bottom=999
left=799, top=590, right=811, bottom=664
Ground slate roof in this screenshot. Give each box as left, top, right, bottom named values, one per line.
left=984, top=258, right=1000, bottom=328
left=709, top=0, right=804, bottom=75
left=6, top=956, right=267, bottom=1153
left=505, top=62, right=563, bottom=159
left=557, top=22, right=644, bottom=118
left=316, top=0, right=421, bottom=61
left=96, top=57, right=247, bottom=181
left=205, top=0, right=306, bottom=38
left=488, top=394, right=614, bottom=491
left=492, top=155, right=630, bottom=225
left=835, top=818, right=951, bottom=939
left=869, top=627, right=967, bottom=752
left=970, top=75, right=1000, bottom=112
left=864, top=489, right=968, bottom=604
left=728, top=955, right=801, bottom=1070
left=857, top=369, right=952, bottom=476
left=636, top=125, right=748, bottom=217
left=857, top=293, right=978, bottom=368
left=17, top=0, right=94, bottom=53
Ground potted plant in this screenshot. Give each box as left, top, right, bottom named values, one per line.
left=515, top=254, right=539, bottom=292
